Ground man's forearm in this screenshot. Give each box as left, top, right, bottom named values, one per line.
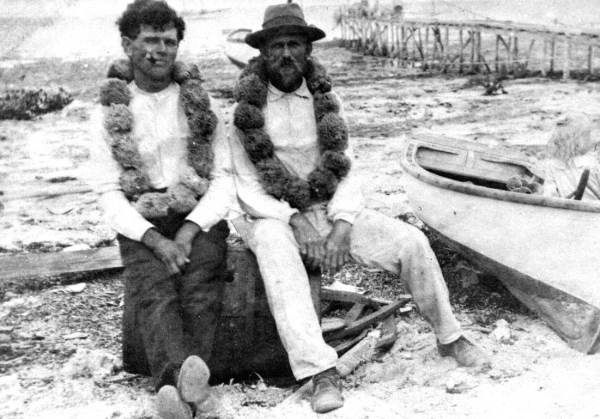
left=141, top=227, right=164, bottom=250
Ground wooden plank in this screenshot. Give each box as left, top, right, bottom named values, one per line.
left=563, top=35, right=571, bottom=80
left=550, top=36, right=556, bottom=73
left=332, top=329, right=368, bottom=353
left=542, top=38, right=548, bottom=76
left=0, top=246, right=123, bottom=283
left=3, top=185, right=94, bottom=201
left=321, top=287, right=410, bottom=306
left=470, top=29, right=476, bottom=72
left=327, top=300, right=407, bottom=340
left=459, top=25, right=464, bottom=72
left=344, top=302, right=366, bottom=326
left=321, top=317, right=346, bottom=333
left=495, top=34, right=500, bottom=72
left=375, top=314, right=398, bottom=349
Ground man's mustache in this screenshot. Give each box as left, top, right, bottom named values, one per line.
left=275, top=56, right=301, bottom=70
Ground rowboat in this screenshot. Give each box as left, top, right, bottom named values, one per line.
left=400, top=134, right=600, bottom=354
left=224, top=28, right=253, bottom=69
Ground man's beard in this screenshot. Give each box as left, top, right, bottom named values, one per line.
left=266, top=56, right=306, bottom=92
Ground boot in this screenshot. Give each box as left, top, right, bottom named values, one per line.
left=311, top=367, right=344, bottom=413
left=438, top=335, right=491, bottom=368
left=177, top=355, right=217, bottom=417
left=156, top=385, right=193, bottom=419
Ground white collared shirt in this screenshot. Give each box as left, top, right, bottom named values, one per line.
left=87, top=82, right=234, bottom=241
left=226, top=79, right=364, bottom=224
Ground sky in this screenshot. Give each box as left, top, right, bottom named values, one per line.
left=1, top=0, right=599, bottom=61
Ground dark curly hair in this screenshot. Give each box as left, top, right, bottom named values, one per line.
left=117, top=0, right=185, bottom=41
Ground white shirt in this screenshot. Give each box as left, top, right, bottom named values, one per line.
left=87, top=82, right=234, bottom=241
left=227, top=80, right=364, bottom=224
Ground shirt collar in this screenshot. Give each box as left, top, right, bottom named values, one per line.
left=129, top=81, right=178, bottom=99
left=267, top=79, right=311, bottom=102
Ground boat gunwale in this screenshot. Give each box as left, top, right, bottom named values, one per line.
left=401, top=138, right=600, bottom=213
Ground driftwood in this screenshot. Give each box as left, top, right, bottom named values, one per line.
left=0, top=246, right=122, bottom=286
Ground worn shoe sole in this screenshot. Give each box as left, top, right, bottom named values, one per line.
left=438, top=337, right=492, bottom=369
left=311, top=381, right=344, bottom=414
left=312, top=393, right=344, bottom=414
left=156, top=385, right=193, bottom=419
left=177, top=355, right=211, bottom=406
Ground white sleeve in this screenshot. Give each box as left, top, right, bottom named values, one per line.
left=327, top=94, right=365, bottom=224
left=85, top=107, right=154, bottom=241
left=228, top=124, right=298, bottom=222
left=327, top=145, right=365, bottom=225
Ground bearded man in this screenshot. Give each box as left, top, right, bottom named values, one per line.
left=88, top=1, right=233, bottom=418
left=221, top=3, right=490, bottom=413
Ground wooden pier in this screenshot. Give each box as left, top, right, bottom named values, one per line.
left=339, top=13, right=600, bottom=79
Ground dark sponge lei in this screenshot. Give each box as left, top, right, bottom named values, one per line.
left=99, top=59, right=216, bottom=219
left=233, top=55, right=351, bottom=211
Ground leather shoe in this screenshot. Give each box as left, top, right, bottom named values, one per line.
left=156, top=385, right=193, bottom=419
left=177, top=355, right=215, bottom=417
left=438, top=335, right=491, bottom=368
left=311, top=367, right=344, bottom=413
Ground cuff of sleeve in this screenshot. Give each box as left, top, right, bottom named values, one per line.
left=280, top=207, right=300, bottom=224
left=331, top=211, right=357, bottom=225
left=131, top=222, right=155, bottom=242
left=185, top=211, right=215, bottom=233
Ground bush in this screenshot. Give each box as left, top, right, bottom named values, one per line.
left=0, top=87, right=73, bottom=120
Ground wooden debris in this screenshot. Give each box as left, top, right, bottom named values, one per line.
left=63, top=332, right=88, bottom=340
left=344, top=302, right=366, bottom=326
left=0, top=246, right=123, bottom=284
left=282, top=330, right=381, bottom=406
left=327, top=299, right=408, bottom=341
left=375, top=314, right=398, bottom=349
left=333, top=329, right=368, bottom=354
left=321, top=317, right=346, bottom=334
left=336, top=330, right=381, bottom=376
left=321, top=287, right=410, bottom=306
left=64, top=283, right=87, bottom=294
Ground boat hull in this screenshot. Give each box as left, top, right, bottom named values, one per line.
left=401, top=136, right=600, bottom=353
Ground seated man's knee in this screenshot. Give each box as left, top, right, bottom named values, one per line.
left=248, top=219, right=294, bottom=249
left=403, top=225, right=432, bottom=254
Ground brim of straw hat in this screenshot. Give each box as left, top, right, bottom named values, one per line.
left=245, top=25, right=325, bottom=49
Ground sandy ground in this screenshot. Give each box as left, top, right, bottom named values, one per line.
left=3, top=5, right=600, bottom=419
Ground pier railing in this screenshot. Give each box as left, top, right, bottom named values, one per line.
left=339, top=14, right=600, bottom=79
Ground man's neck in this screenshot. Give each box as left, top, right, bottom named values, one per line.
left=133, top=70, right=172, bottom=93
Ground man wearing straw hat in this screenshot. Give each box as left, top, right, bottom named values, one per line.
left=224, top=2, right=491, bottom=414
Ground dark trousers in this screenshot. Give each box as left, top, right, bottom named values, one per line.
left=119, top=216, right=229, bottom=391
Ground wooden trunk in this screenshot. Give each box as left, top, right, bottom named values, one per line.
left=209, top=244, right=321, bottom=381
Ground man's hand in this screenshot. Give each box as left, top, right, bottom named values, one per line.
left=142, top=228, right=190, bottom=276
left=322, top=220, right=353, bottom=274
left=289, top=213, right=324, bottom=270
left=174, top=221, right=201, bottom=258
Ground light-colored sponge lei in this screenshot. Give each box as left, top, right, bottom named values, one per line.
left=233, top=56, right=351, bottom=211
left=99, top=60, right=216, bottom=219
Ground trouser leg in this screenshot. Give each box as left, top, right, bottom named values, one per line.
left=119, top=235, right=189, bottom=391
left=349, top=210, right=462, bottom=344
left=179, top=220, right=229, bottom=365
left=232, top=217, right=338, bottom=380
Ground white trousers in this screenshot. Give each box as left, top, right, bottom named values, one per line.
left=231, top=207, right=462, bottom=380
